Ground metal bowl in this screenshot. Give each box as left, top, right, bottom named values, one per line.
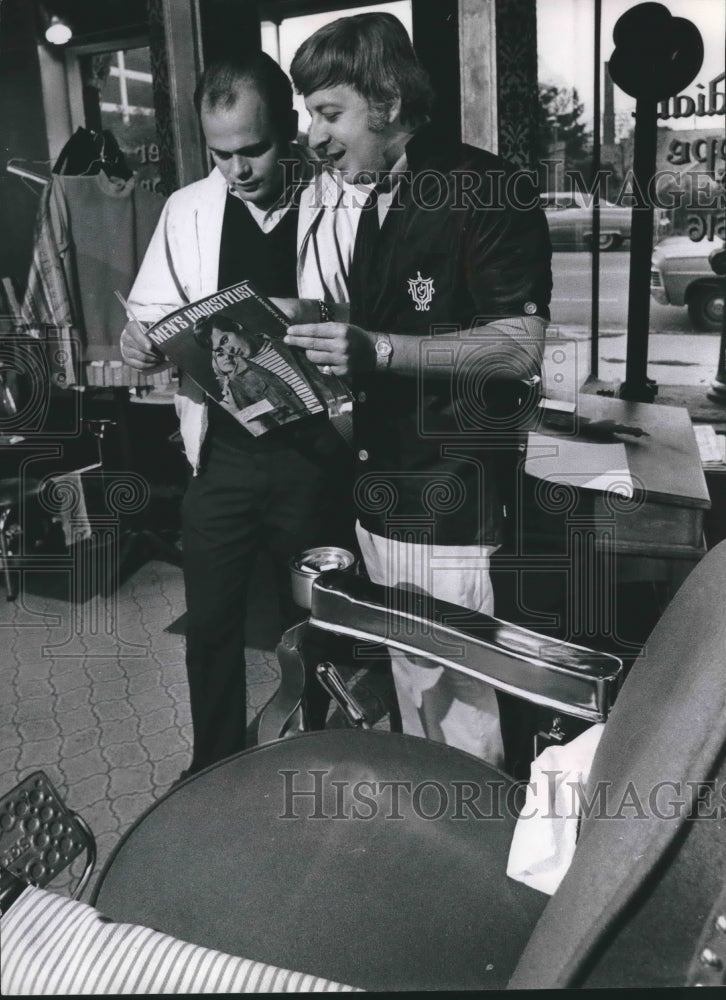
left=290, top=546, right=355, bottom=609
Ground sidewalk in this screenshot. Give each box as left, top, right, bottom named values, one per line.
left=544, top=324, right=726, bottom=425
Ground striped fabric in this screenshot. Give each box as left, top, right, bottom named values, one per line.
left=1, top=887, right=361, bottom=995
left=253, top=343, right=322, bottom=414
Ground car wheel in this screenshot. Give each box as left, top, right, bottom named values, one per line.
left=687, top=284, right=725, bottom=332
left=598, top=233, right=620, bottom=251
left=586, top=233, right=621, bottom=251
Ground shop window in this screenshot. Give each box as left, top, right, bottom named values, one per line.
left=91, top=46, right=163, bottom=194
left=536, top=0, right=725, bottom=383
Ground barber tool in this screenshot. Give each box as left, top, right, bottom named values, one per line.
left=577, top=418, right=650, bottom=441
left=541, top=407, right=650, bottom=441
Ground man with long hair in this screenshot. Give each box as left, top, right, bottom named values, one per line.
left=285, top=12, right=553, bottom=766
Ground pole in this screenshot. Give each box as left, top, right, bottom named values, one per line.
left=618, top=96, right=658, bottom=402
left=590, top=0, right=602, bottom=382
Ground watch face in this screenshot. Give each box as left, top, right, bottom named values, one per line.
left=376, top=339, right=392, bottom=357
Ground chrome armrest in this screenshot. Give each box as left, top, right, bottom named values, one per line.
left=309, top=570, right=623, bottom=723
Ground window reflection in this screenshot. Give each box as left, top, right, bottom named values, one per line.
left=537, top=0, right=725, bottom=383
left=95, top=46, right=162, bottom=194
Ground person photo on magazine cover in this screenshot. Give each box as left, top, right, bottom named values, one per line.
left=193, top=314, right=308, bottom=434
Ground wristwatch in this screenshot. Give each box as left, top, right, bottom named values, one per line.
left=374, top=334, right=393, bottom=371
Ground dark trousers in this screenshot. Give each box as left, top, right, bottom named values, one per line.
left=182, top=429, right=353, bottom=773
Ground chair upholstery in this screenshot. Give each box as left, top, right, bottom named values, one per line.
left=94, top=729, right=549, bottom=992
left=509, top=537, right=726, bottom=988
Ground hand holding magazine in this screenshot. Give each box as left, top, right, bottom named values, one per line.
left=123, top=281, right=353, bottom=439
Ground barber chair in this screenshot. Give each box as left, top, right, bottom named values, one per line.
left=89, top=540, right=726, bottom=990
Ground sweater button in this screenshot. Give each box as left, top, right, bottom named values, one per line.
left=358, top=449, right=369, bottom=461
left=358, top=391, right=367, bottom=403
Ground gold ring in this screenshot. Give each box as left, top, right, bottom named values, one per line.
left=321, top=364, right=333, bottom=376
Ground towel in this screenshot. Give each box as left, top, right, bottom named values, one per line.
left=506, top=723, right=606, bottom=895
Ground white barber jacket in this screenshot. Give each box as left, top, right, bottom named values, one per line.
left=128, top=152, right=362, bottom=472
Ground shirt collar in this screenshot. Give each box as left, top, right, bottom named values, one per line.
left=239, top=195, right=291, bottom=229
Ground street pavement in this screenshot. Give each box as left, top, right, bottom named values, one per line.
left=547, top=250, right=723, bottom=394
left=551, top=249, right=695, bottom=331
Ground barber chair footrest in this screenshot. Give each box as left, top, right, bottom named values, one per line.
left=0, top=771, right=96, bottom=898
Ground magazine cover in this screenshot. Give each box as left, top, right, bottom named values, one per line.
left=142, top=281, right=352, bottom=437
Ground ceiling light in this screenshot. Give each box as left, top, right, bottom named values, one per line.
left=45, top=15, right=73, bottom=45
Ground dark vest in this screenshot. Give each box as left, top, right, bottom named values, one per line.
left=217, top=193, right=298, bottom=297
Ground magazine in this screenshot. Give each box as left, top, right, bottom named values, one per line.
left=131, top=281, right=353, bottom=438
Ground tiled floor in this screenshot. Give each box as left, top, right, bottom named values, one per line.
left=0, top=548, right=395, bottom=903
left=0, top=557, right=283, bottom=901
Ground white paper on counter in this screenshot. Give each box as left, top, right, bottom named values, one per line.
left=526, top=432, right=634, bottom=499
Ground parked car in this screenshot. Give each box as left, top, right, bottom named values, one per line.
left=650, top=236, right=725, bottom=332
left=540, top=191, right=632, bottom=251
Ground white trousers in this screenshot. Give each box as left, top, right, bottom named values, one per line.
left=356, top=523, right=504, bottom=767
